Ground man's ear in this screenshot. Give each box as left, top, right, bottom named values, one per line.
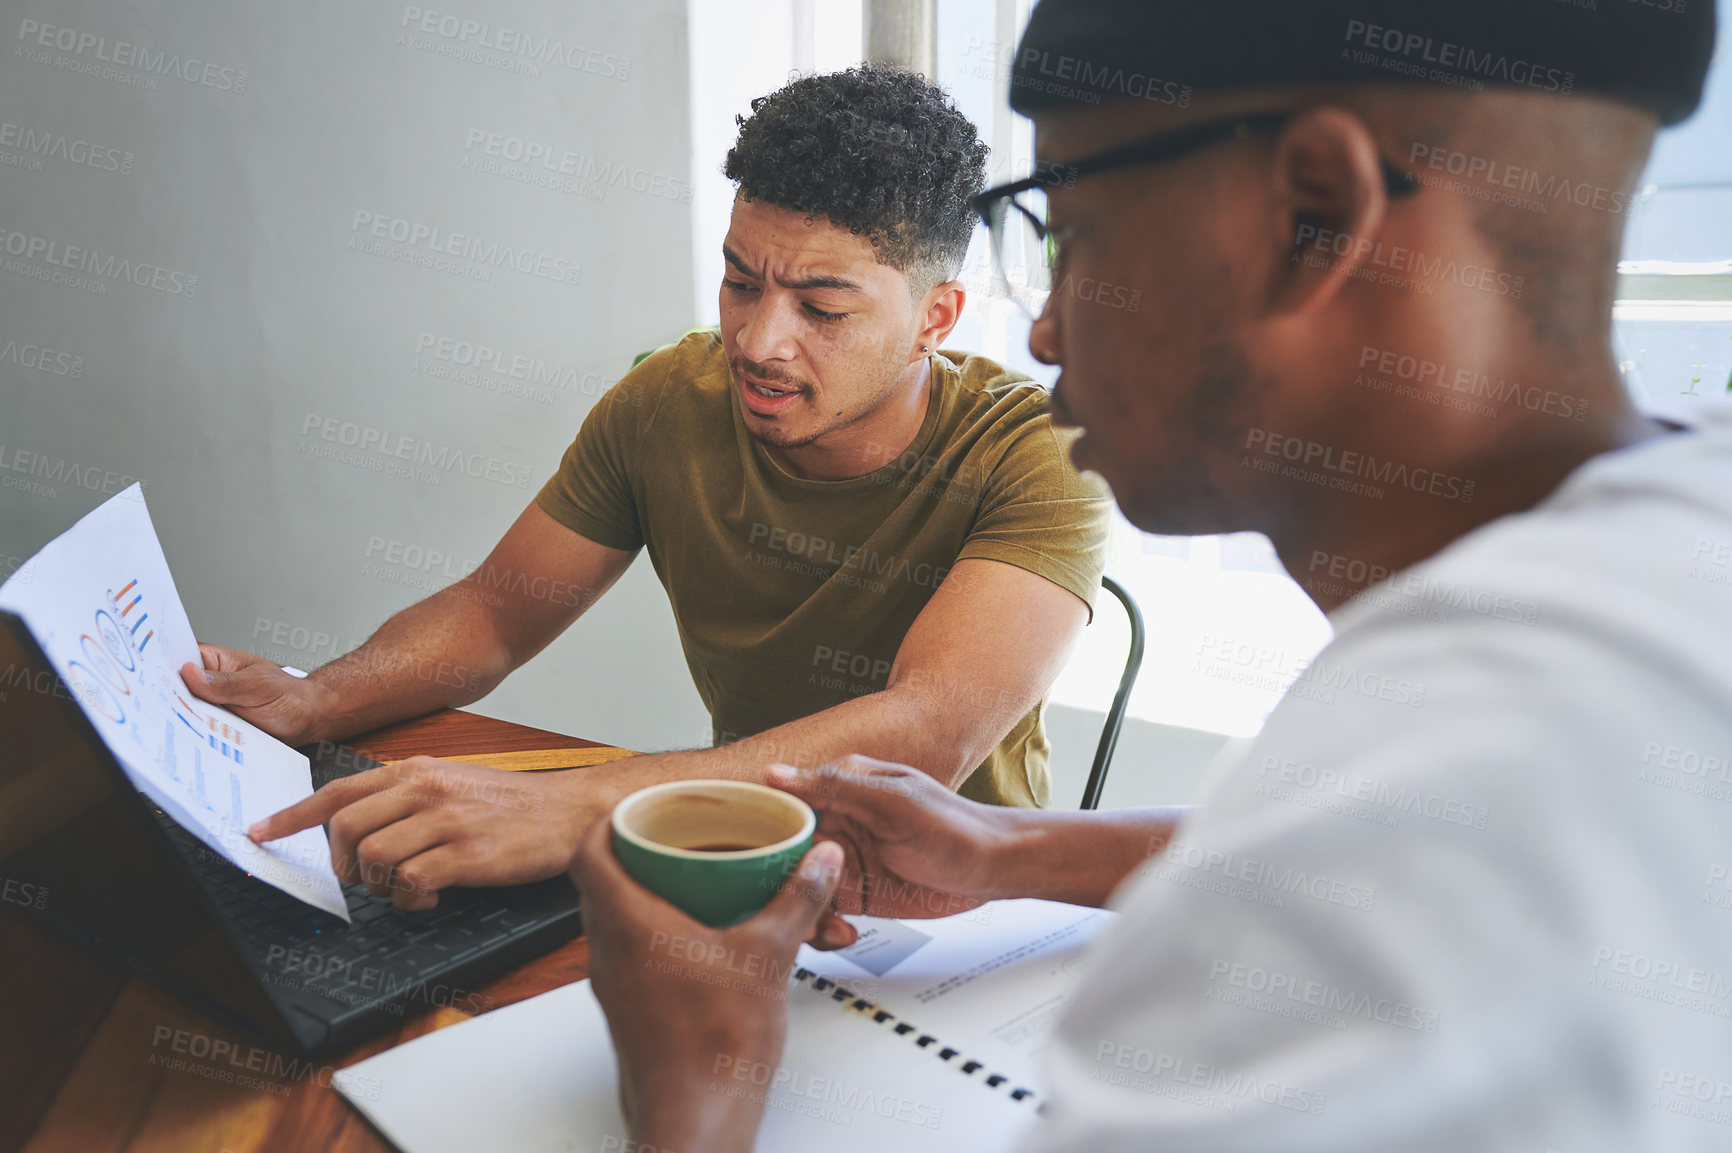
left=912, top=280, right=966, bottom=362
left=1266, top=107, right=1392, bottom=319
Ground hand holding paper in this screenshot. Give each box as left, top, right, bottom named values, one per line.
left=0, top=486, right=349, bottom=919
left=180, top=641, right=332, bottom=746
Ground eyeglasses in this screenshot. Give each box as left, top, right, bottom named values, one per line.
left=970, top=113, right=1421, bottom=318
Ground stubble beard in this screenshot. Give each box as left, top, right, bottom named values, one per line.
left=735, top=353, right=912, bottom=453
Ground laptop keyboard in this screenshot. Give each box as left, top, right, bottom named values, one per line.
left=158, top=810, right=553, bottom=1005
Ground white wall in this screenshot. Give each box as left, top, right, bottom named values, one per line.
left=0, top=0, right=711, bottom=754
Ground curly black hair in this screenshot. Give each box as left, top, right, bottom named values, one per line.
left=724, top=65, right=989, bottom=289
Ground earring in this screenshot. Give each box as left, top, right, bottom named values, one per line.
left=921, top=345, right=930, bottom=354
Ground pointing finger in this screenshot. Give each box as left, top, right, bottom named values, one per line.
left=248, top=767, right=398, bottom=842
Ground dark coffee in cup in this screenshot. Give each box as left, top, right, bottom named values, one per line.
left=610, top=780, right=818, bottom=926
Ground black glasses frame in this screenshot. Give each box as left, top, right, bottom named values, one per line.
left=971, top=112, right=1420, bottom=264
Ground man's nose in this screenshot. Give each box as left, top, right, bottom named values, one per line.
left=1027, top=297, right=1062, bottom=366
left=735, top=293, right=801, bottom=364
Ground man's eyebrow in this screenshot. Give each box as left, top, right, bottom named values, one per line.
left=785, top=273, right=863, bottom=293
left=722, top=245, right=759, bottom=278
left=721, top=244, right=863, bottom=294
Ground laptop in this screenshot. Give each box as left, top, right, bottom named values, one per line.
left=0, top=608, right=584, bottom=1055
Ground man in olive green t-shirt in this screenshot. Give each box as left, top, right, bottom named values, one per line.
left=539, top=327, right=1107, bottom=807
left=184, top=66, right=1110, bottom=910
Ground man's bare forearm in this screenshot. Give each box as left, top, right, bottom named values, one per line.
left=558, top=682, right=1010, bottom=814
left=991, top=806, right=1190, bottom=907
left=297, top=514, right=633, bottom=747
left=303, top=583, right=518, bottom=744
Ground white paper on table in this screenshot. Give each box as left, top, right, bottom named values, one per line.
left=0, top=485, right=348, bottom=920
left=335, top=976, right=1039, bottom=1153
left=795, top=898, right=1114, bottom=1091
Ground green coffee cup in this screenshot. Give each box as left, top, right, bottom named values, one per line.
left=610, top=779, right=817, bottom=927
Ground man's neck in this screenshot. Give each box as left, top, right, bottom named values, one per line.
left=766, top=360, right=934, bottom=481
left=1279, top=404, right=1673, bottom=613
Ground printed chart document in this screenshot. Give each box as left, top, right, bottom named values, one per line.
left=0, top=485, right=348, bottom=919
left=334, top=899, right=1112, bottom=1153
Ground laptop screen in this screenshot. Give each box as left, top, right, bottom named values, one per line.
left=0, top=609, right=283, bottom=1031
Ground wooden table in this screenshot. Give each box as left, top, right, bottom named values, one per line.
left=1, top=709, right=629, bottom=1153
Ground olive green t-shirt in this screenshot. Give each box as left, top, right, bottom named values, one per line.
left=535, top=330, right=1112, bottom=807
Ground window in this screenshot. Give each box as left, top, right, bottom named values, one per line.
left=1613, top=0, right=1732, bottom=414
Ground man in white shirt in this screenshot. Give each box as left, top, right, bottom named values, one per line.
left=565, top=1, right=1731, bottom=1149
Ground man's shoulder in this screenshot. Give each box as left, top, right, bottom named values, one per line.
left=936, top=347, right=1049, bottom=418
left=1230, top=422, right=1732, bottom=803
left=1325, top=417, right=1732, bottom=675
left=930, top=349, right=1079, bottom=468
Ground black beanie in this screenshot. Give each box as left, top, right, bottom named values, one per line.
left=1011, top=0, right=1716, bottom=126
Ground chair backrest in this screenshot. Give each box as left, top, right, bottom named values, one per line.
left=1078, top=574, right=1146, bottom=810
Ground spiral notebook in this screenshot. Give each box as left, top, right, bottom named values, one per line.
left=334, top=899, right=1112, bottom=1152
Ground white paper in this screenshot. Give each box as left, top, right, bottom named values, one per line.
left=0, top=485, right=349, bottom=919
left=336, top=981, right=628, bottom=1153
left=336, top=975, right=1037, bottom=1153
left=796, top=898, right=1113, bottom=1091
left=330, top=900, right=1106, bottom=1153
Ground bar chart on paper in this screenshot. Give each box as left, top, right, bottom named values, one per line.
left=61, top=572, right=249, bottom=830
left=0, top=486, right=349, bottom=919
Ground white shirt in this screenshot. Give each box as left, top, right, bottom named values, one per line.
left=1031, top=408, right=1732, bottom=1152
